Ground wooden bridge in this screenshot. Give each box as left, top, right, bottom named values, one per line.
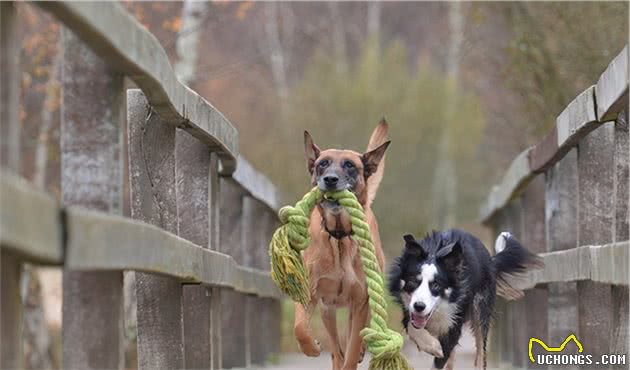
left=0, top=2, right=627, bottom=370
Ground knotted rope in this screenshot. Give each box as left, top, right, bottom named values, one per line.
left=269, top=187, right=412, bottom=370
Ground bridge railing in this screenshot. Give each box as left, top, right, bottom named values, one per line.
left=480, top=46, right=629, bottom=369
left=0, top=2, right=283, bottom=369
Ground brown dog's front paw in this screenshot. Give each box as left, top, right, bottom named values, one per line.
left=358, top=344, right=365, bottom=363
left=298, top=338, right=321, bottom=357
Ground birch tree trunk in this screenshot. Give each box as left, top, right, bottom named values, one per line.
left=367, top=1, right=382, bottom=39
left=328, top=2, right=347, bottom=74
left=264, top=1, right=289, bottom=106
left=174, top=0, right=209, bottom=86
left=432, top=1, right=463, bottom=229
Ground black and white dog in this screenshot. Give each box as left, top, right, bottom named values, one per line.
left=388, top=229, right=542, bottom=370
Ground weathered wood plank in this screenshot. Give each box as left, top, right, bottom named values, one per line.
left=207, top=153, right=223, bottom=370
left=261, top=208, right=282, bottom=360
left=60, top=28, right=124, bottom=370
left=243, top=196, right=272, bottom=365
left=64, top=208, right=283, bottom=299
left=0, top=168, right=63, bottom=264
left=222, top=157, right=280, bottom=212
left=577, top=122, right=614, bottom=366
left=219, top=179, right=247, bottom=368
left=596, top=45, right=629, bottom=122
left=519, top=177, right=548, bottom=369
left=0, top=4, right=23, bottom=366
left=508, top=242, right=629, bottom=290
left=544, top=149, right=580, bottom=369
left=481, top=44, right=630, bottom=225
left=486, top=209, right=506, bottom=368
left=0, top=1, right=21, bottom=172
left=175, top=128, right=212, bottom=369
left=611, top=110, right=629, bottom=361
left=127, top=89, right=184, bottom=369
left=479, top=149, right=534, bottom=222
left=37, top=1, right=239, bottom=173
left=614, top=110, right=629, bottom=243
left=556, top=86, right=598, bottom=151
left=505, top=200, right=524, bottom=368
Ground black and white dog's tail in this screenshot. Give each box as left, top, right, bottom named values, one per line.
left=492, top=232, right=544, bottom=300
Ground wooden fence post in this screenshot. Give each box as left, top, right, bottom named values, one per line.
left=0, top=3, right=23, bottom=369
left=219, top=178, right=247, bottom=368
left=242, top=196, right=272, bottom=365
left=260, top=208, right=281, bottom=359
left=207, top=154, right=222, bottom=370
left=577, top=122, right=615, bottom=368
left=175, top=129, right=213, bottom=369
left=60, top=28, right=125, bottom=370
left=545, top=149, right=580, bottom=370
left=488, top=210, right=507, bottom=368
left=505, top=200, right=523, bottom=368
left=127, top=89, right=184, bottom=369
left=611, top=109, right=629, bottom=357
left=520, top=176, right=548, bottom=369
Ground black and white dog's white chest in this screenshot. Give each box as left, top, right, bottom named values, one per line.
left=424, top=299, right=458, bottom=337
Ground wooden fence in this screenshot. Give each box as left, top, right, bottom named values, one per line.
left=480, top=46, right=629, bottom=369
left=1, top=2, right=283, bottom=369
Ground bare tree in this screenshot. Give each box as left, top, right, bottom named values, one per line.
left=174, top=0, right=209, bottom=85
left=264, top=1, right=289, bottom=105
left=367, top=1, right=382, bottom=39
left=432, top=1, right=463, bottom=229
left=328, top=2, right=347, bottom=74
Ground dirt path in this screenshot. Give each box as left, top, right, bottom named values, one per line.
left=267, top=328, right=477, bottom=370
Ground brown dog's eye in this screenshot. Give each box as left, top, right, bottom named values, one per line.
left=342, top=160, right=355, bottom=169
left=318, top=159, right=330, bottom=168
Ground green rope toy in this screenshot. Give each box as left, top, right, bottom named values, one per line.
left=269, top=187, right=413, bottom=370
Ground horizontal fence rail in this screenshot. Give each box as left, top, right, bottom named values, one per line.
left=480, top=45, right=629, bottom=223
left=481, top=45, right=629, bottom=369
left=0, top=1, right=284, bottom=369
left=38, top=1, right=239, bottom=174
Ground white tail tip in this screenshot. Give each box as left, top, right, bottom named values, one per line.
left=494, top=231, right=511, bottom=253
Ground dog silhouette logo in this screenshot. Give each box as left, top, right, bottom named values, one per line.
left=528, top=333, right=584, bottom=363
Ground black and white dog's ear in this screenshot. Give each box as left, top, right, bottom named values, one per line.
left=436, top=242, right=462, bottom=270
left=403, top=234, right=417, bottom=245
left=403, top=234, right=427, bottom=258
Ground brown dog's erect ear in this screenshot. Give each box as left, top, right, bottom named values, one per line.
left=367, top=117, right=389, bottom=151
left=362, top=140, right=391, bottom=178
left=304, top=130, right=321, bottom=174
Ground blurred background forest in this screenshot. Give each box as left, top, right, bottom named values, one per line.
left=11, top=1, right=628, bottom=367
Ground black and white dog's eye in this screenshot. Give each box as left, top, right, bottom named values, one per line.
left=430, top=282, right=441, bottom=293
left=318, top=159, right=330, bottom=168
left=342, top=160, right=355, bottom=169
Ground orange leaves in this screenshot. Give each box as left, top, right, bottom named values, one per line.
left=162, top=17, right=182, bottom=33
left=236, top=2, right=255, bottom=21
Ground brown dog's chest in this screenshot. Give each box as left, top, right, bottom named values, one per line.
left=309, top=236, right=367, bottom=307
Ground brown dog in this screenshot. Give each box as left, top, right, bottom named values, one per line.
left=293, top=120, right=390, bottom=370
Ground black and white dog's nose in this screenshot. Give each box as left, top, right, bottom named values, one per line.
left=413, top=302, right=426, bottom=313
left=323, top=175, right=339, bottom=187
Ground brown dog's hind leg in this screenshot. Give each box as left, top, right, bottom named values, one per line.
left=321, top=305, right=344, bottom=370
left=294, top=301, right=321, bottom=357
